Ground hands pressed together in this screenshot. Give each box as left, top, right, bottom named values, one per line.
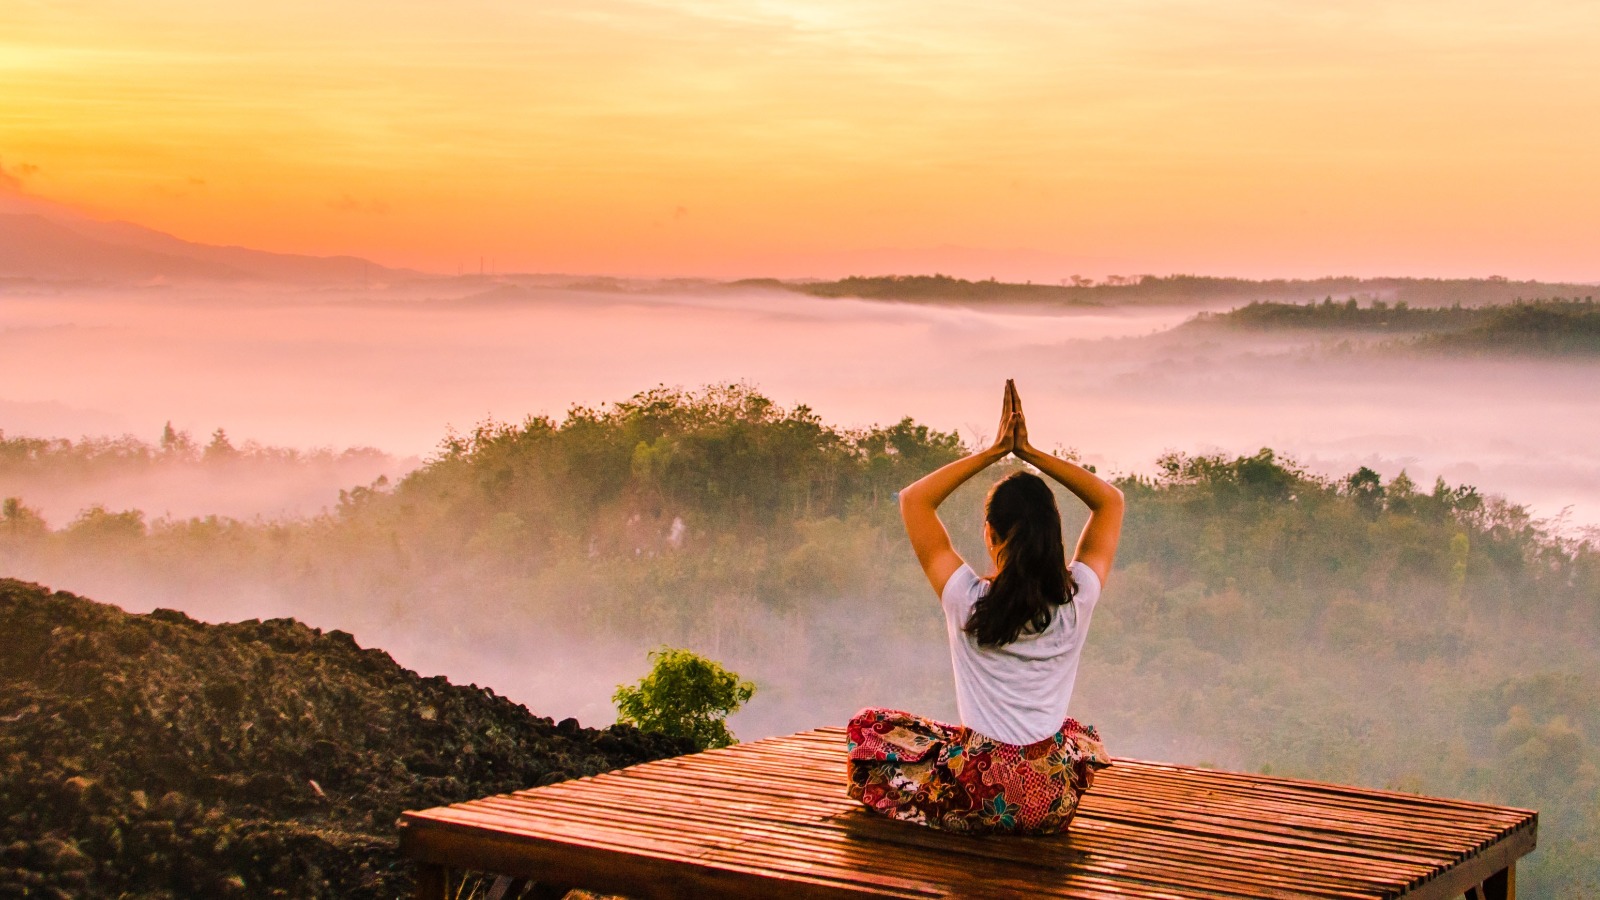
left=991, top=378, right=1033, bottom=459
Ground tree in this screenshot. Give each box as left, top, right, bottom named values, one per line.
left=613, top=648, right=755, bottom=750
left=0, top=497, right=47, bottom=539
left=1344, top=467, right=1385, bottom=517
left=204, top=428, right=239, bottom=463
left=159, top=422, right=198, bottom=460
left=63, top=506, right=146, bottom=542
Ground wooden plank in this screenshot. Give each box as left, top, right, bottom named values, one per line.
left=1087, top=766, right=1526, bottom=829
left=1083, top=769, right=1525, bottom=830
left=1106, top=758, right=1533, bottom=816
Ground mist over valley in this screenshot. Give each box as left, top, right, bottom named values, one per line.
left=5, top=274, right=1599, bottom=528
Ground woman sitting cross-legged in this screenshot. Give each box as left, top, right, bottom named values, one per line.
left=846, top=379, right=1124, bottom=835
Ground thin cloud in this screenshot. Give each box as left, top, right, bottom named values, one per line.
left=329, top=193, right=390, bottom=215
left=0, top=158, right=30, bottom=194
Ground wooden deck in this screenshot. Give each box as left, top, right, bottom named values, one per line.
left=400, top=726, right=1536, bottom=899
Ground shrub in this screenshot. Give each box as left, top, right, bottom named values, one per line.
left=613, top=648, right=755, bottom=750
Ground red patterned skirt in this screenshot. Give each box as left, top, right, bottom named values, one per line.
left=845, top=708, right=1110, bottom=835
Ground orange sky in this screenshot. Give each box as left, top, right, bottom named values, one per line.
left=3, top=1, right=1599, bottom=280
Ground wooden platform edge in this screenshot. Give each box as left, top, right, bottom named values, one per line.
left=1394, top=812, right=1535, bottom=900
left=397, top=814, right=935, bottom=900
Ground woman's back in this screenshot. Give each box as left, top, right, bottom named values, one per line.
left=941, top=561, right=1102, bottom=746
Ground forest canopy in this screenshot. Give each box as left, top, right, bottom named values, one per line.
left=741, top=274, right=1599, bottom=310
left=1192, top=297, right=1600, bottom=355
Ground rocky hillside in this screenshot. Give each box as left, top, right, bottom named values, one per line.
left=0, top=579, right=695, bottom=899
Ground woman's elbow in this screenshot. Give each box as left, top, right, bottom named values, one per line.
left=1097, top=485, right=1125, bottom=513
left=897, top=485, right=932, bottom=520
left=896, top=487, right=917, bottom=518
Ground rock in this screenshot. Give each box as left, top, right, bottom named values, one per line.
left=31, top=838, right=93, bottom=873
left=243, top=773, right=293, bottom=803
left=62, top=777, right=97, bottom=812
left=147, top=608, right=197, bottom=627
left=153, top=792, right=190, bottom=821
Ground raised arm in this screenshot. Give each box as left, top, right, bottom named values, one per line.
left=899, top=384, right=1016, bottom=597
left=1009, top=383, right=1124, bottom=587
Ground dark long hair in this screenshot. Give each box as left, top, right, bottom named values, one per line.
left=965, top=471, right=1076, bottom=648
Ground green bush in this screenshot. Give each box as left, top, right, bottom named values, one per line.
left=613, top=648, right=755, bottom=750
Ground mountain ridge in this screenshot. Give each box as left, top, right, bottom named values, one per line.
left=0, top=192, right=417, bottom=283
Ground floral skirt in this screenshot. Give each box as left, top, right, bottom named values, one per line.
left=845, top=708, right=1110, bottom=835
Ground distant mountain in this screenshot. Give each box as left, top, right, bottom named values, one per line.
left=0, top=196, right=416, bottom=284
left=0, top=214, right=245, bottom=281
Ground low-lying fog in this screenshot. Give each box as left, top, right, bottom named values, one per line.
left=4, top=280, right=1597, bottom=528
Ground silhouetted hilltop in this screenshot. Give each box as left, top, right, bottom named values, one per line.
left=0, top=579, right=694, bottom=899
left=1190, top=299, right=1488, bottom=332
left=0, top=215, right=246, bottom=282
left=0, top=212, right=413, bottom=284
left=1419, top=299, right=1600, bottom=355
left=1190, top=297, right=1600, bottom=354
left=743, top=273, right=1598, bottom=309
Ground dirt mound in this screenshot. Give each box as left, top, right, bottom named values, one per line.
left=0, top=579, right=695, bottom=899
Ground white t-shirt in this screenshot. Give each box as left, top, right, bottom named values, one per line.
left=940, top=560, right=1101, bottom=746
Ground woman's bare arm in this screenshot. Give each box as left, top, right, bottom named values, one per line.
left=1010, top=383, right=1124, bottom=586
left=899, top=382, right=1017, bottom=597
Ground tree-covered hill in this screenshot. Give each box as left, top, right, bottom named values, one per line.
left=739, top=273, right=1598, bottom=309
left=1190, top=298, right=1488, bottom=332
left=1417, top=299, right=1600, bottom=355
left=1191, top=297, right=1600, bottom=356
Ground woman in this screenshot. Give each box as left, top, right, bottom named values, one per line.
left=846, top=380, right=1124, bottom=835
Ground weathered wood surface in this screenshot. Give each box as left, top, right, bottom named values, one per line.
left=400, top=727, right=1536, bottom=899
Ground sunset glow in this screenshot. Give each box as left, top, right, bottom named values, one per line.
left=4, top=0, right=1599, bottom=279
